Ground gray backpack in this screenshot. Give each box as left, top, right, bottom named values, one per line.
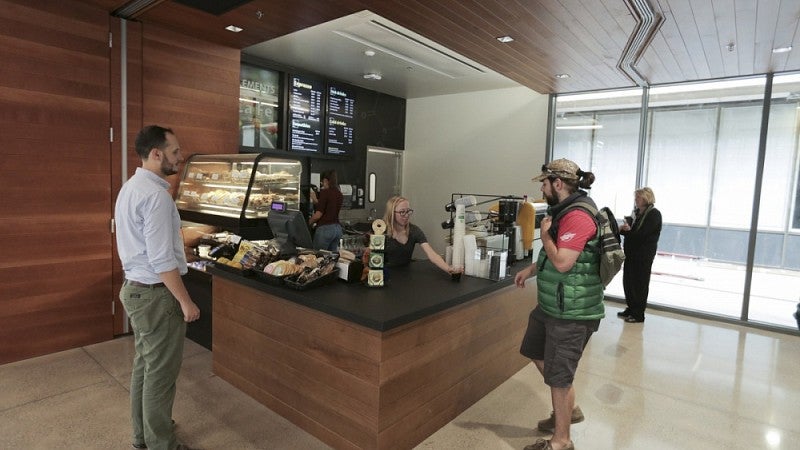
left=555, top=201, right=625, bottom=287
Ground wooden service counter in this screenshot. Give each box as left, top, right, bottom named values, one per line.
left=208, top=263, right=537, bottom=450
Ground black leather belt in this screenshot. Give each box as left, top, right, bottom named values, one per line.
left=125, top=280, right=166, bottom=288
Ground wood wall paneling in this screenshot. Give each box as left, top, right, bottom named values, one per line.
left=0, top=0, right=244, bottom=361
left=141, top=23, right=240, bottom=156
left=110, top=19, right=240, bottom=336
left=0, top=0, right=112, bottom=363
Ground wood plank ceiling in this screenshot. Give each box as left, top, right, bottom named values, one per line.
left=81, top=0, right=800, bottom=94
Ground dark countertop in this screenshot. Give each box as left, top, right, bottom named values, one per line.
left=207, top=261, right=523, bottom=332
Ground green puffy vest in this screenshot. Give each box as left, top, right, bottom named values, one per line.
left=536, top=206, right=605, bottom=320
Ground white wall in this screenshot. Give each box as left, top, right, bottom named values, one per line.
left=402, top=86, right=549, bottom=257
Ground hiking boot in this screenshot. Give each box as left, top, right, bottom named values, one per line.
left=524, top=438, right=575, bottom=450
left=537, top=406, right=584, bottom=432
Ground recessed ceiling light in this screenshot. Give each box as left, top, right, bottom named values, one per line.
left=496, top=35, right=514, bottom=43
left=364, top=49, right=376, bottom=57
left=225, top=25, right=243, bottom=33
left=773, top=45, right=793, bottom=54
left=363, top=73, right=382, bottom=80
left=555, top=125, right=603, bottom=130
left=555, top=73, right=570, bottom=79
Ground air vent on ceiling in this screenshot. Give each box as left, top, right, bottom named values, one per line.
left=173, top=0, right=254, bottom=16
left=112, top=0, right=165, bottom=19
left=333, top=19, right=486, bottom=79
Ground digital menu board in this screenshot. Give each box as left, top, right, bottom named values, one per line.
left=326, top=84, right=356, bottom=156
left=288, top=74, right=324, bottom=153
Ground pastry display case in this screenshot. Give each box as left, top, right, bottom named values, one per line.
left=176, top=153, right=302, bottom=239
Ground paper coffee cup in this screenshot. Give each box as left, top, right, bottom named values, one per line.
left=198, top=245, right=211, bottom=258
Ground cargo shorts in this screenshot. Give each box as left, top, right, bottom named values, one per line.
left=520, top=305, right=599, bottom=388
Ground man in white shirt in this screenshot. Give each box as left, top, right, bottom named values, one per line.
left=115, top=125, right=199, bottom=450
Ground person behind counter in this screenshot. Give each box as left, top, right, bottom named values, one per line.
left=308, top=169, right=343, bottom=252
left=382, top=195, right=461, bottom=275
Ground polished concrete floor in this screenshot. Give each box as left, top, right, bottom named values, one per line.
left=1, top=304, right=798, bottom=450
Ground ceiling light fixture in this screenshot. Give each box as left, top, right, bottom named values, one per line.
left=363, top=73, right=382, bottom=80
left=773, top=46, right=793, bottom=54
left=555, top=125, right=603, bottom=130
left=726, top=43, right=735, bottom=52
left=364, top=49, right=376, bottom=57
left=555, top=73, right=570, bottom=79
left=225, top=25, right=243, bottom=33
left=496, top=35, right=514, bottom=43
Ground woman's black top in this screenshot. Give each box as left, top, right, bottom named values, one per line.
left=621, top=205, right=662, bottom=258
left=384, top=224, right=427, bottom=267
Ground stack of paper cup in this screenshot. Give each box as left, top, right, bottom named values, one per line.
left=463, top=234, right=477, bottom=276
left=452, top=204, right=466, bottom=270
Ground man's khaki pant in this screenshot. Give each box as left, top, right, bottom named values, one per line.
left=120, top=283, right=186, bottom=450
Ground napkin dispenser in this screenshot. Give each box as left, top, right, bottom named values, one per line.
left=336, top=259, right=363, bottom=283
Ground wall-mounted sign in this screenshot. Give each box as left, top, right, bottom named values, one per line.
left=239, top=64, right=281, bottom=150
left=326, top=83, right=356, bottom=156
left=288, top=74, right=324, bottom=154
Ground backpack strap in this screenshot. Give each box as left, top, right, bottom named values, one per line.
left=552, top=200, right=601, bottom=252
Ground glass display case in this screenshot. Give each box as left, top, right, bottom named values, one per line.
left=176, top=153, right=302, bottom=239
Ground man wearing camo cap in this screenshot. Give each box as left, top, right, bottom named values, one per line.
left=514, top=158, right=605, bottom=450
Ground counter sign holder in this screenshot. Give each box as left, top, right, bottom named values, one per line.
left=367, top=219, right=386, bottom=287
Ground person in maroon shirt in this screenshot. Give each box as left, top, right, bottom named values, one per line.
left=309, top=169, right=344, bottom=251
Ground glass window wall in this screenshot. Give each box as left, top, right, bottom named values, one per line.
left=749, top=74, right=800, bottom=328
left=553, top=89, right=642, bottom=218
left=551, top=75, right=800, bottom=331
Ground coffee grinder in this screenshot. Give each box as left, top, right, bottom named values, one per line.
left=495, top=198, right=519, bottom=265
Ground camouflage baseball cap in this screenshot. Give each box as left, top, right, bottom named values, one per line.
left=532, top=158, right=581, bottom=182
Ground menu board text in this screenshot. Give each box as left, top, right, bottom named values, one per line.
left=326, top=84, right=356, bottom=156
left=288, top=75, right=324, bottom=153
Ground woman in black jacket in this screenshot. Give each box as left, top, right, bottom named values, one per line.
left=618, top=187, right=662, bottom=323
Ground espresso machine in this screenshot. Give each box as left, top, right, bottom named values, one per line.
left=443, top=194, right=524, bottom=276
left=493, top=199, right=520, bottom=265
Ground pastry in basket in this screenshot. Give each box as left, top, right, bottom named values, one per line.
left=264, top=260, right=302, bottom=276
left=216, top=257, right=242, bottom=269
left=297, top=254, right=318, bottom=268
left=229, top=240, right=254, bottom=264
left=295, top=267, right=320, bottom=284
